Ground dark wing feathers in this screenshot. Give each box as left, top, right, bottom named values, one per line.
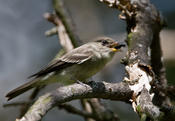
left=29, top=46, right=93, bottom=78
left=28, top=60, right=72, bottom=78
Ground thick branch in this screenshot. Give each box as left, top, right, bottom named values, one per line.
left=100, top=0, right=164, bottom=120
left=17, top=81, right=132, bottom=121
left=150, top=9, right=171, bottom=108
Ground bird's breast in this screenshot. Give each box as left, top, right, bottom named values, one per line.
left=64, top=56, right=111, bottom=82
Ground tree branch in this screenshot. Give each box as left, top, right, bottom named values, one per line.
left=58, top=104, right=95, bottom=118
left=44, top=13, right=74, bottom=52
left=53, top=0, right=80, bottom=47
left=88, top=98, right=119, bottom=121
left=80, top=99, right=95, bottom=121
left=51, top=1, right=120, bottom=120
left=16, top=81, right=133, bottom=121
left=12, top=0, right=175, bottom=121
left=99, top=0, right=166, bottom=120
left=149, top=3, right=171, bottom=109
left=3, top=101, right=30, bottom=107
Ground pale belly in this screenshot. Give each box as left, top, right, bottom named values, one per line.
left=42, top=57, right=111, bottom=85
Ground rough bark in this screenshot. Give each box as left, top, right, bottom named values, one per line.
left=16, top=82, right=132, bottom=121
left=8, top=0, right=175, bottom=121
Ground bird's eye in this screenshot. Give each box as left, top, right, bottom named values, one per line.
left=102, top=40, right=108, bottom=45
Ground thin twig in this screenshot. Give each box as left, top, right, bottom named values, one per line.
left=3, top=102, right=30, bottom=107
left=58, top=104, right=95, bottom=119
left=53, top=0, right=80, bottom=47
left=80, top=99, right=95, bottom=121
left=88, top=98, right=119, bottom=121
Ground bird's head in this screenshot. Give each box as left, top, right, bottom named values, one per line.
left=94, top=37, right=126, bottom=53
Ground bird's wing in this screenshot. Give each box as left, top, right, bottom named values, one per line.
left=28, top=45, right=93, bottom=78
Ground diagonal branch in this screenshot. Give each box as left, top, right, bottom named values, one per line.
left=58, top=104, right=95, bottom=119
left=88, top=98, right=119, bottom=121
left=44, top=13, right=74, bottom=52
left=53, top=0, right=80, bottom=47
left=16, top=81, right=133, bottom=121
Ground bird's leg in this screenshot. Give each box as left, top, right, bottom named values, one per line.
left=76, top=80, right=84, bottom=84
left=86, top=77, right=94, bottom=83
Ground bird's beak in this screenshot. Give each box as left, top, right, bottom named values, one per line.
left=110, top=42, right=126, bottom=52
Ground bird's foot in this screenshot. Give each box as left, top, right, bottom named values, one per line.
left=76, top=80, right=88, bottom=87
left=76, top=80, right=85, bottom=84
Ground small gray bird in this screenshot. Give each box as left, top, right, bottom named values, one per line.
left=6, top=37, right=125, bottom=100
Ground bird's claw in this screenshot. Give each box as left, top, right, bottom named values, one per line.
left=76, top=80, right=88, bottom=87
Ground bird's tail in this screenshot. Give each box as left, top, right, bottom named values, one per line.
left=6, top=79, right=39, bottom=101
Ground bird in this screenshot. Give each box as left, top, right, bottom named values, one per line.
left=6, top=37, right=125, bottom=100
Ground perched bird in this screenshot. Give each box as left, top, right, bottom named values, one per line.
left=6, top=37, right=125, bottom=100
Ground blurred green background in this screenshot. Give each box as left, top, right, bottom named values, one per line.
left=0, top=0, right=174, bottom=121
